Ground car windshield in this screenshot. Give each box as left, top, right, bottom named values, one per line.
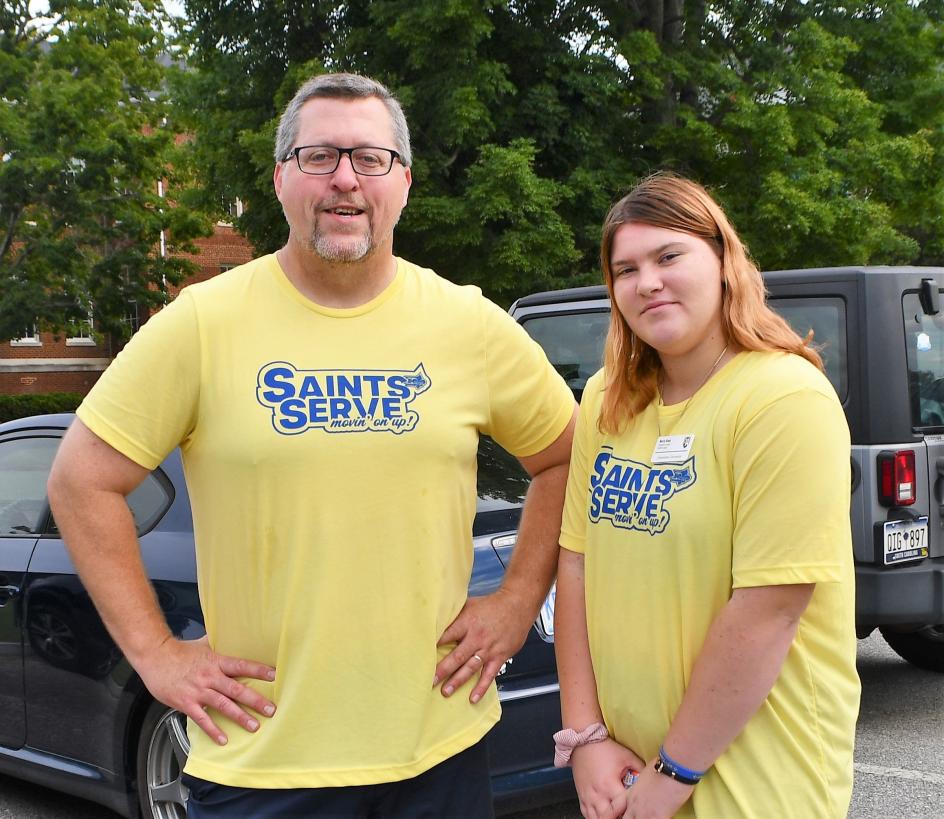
left=903, top=292, right=944, bottom=429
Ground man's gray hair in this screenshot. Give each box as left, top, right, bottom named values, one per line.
left=274, top=73, right=412, bottom=168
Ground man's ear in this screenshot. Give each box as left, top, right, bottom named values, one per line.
left=402, top=167, right=412, bottom=208
left=273, top=162, right=283, bottom=197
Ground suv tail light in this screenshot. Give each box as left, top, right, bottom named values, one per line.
left=877, top=450, right=917, bottom=507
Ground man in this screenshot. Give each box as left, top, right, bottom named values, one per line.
left=47, top=73, right=576, bottom=818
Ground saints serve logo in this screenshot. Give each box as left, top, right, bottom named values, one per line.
left=256, top=361, right=431, bottom=435
left=589, top=446, right=696, bottom=535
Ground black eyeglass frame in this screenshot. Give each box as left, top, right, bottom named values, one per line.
left=283, top=145, right=403, bottom=177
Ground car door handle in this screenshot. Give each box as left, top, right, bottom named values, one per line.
left=0, top=585, right=19, bottom=607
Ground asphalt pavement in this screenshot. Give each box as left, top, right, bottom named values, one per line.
left=0, top=632, right=941, bottom=818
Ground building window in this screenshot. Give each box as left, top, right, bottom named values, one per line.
left=10, top=325, right=41, bottom=347
left=219, top=263, right=237, bottom=274
left=66, top=308, right=95, bottom=346
left=123, top=301, right=141, bottom=335
left=218, top=197, right=244, bottom=225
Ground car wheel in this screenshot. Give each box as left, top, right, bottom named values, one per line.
left=880, top=625, right=944, bottom=672
left=136, top=701, right=191, bottom=819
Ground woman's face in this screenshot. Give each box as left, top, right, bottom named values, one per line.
left=609, top=221, right=725, bottom=359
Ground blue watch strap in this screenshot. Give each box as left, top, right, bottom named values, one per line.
left=657, top=745, right=707, bottom=785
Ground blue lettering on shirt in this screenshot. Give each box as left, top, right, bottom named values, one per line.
left=588, top=445, right=696, bottom=535
left=256, top=362, right=431, bottom=436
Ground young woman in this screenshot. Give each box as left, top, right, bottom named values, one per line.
left=553, top=173, right=859, bottom=819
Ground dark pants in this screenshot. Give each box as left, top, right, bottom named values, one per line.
left=182, top=737, right=495, bottom=818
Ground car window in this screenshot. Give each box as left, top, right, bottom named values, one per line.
left=0, top=437, right=60, bottom=535
left=46, top=471, right=173, bottom=537
left=520, top=310, right=609, bottom=400
left=477, top=435, right=529, bottom=508
left=768, top=297, right=847, bottom=401
left=903, top=292, right=944, bottom=429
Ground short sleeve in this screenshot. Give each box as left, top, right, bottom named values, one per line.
left=481, top=299, right=575, bottom=457
left=76, top=290, right=201, bottom=469
left=731, top=386, right=852, bottom=588
left=560, top=370, right=605, bottom=554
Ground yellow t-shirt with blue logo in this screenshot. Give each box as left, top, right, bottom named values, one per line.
left=561, top=351, right=859, bottom=818
left=77, top=255, right=575, bottom=788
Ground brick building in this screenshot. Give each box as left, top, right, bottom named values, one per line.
left=0, top=220, right=255, bottom=396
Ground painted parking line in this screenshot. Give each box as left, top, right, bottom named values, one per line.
left=855, top=762, right=944, bottom=786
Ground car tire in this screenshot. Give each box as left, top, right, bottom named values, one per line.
left=136, top=701, right=191, bottom=819
left=880, top=625, right=944, bottom=672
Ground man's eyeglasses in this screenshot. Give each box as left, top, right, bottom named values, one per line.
left=283, top=145, right=402, bottom=177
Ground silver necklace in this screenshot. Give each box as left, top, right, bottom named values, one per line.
left=657, top=344, right=729, bottom=437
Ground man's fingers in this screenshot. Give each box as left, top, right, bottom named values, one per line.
left=436, top=649, right=482, bottom=696
left=204, top=686, right=263, bottom=733
left=215, top=654, right=277, bottom=716
left=432, top=631, right=482, bottom=686
left=186, top=703, right=228, bottom=746
left=436, top=616, right=464, bottom=648
left=469, top=658, right=502, bottom=703
left=140, top=639, right=278, bottom=742
left=218, top=653, right=276, bottom=683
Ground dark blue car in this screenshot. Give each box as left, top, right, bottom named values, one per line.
left=0, top=413, right=573, bottom=818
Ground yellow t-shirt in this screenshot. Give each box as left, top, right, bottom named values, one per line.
left=77, top=255, right=575, bottom=788
left=561, top=351, right=859, bottom=818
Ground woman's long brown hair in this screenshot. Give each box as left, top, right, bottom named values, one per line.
left=598, top=172, right=823, bottom=434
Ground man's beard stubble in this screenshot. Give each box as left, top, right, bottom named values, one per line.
left=306, top=207, right=401, bottom=265
left=308, top=220, right=375, bottom=264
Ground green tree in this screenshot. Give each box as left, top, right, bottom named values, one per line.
left=0, top=0, right=211, bottom=343
left=606, top=0, right=944, bottom=270
left=174, top=0, right=944, bottom=300
left=174, top=0, right=613, bottom=303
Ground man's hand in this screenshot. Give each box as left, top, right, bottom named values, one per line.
left=137, top=636, right=277, bottom=746
left=433, top=587, right=534, bottom=703
left=571, top=738, right=644, bottom=819
left=621, top=759, right=694, bottom=819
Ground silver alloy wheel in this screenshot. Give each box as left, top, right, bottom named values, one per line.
left=144, top=709, right=190, bottom=819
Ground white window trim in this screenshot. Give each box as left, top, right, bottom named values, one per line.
left=10, top=326, right=41, bottom=347
left=217, top=197, right=245, bottom=226
left=66, top=306, right=96, bottom=346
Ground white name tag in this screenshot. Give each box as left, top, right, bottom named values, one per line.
left=651, top=434, right=695, bottom=464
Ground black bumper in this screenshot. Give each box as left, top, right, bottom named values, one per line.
left=856, top=558, right=944, bottom=626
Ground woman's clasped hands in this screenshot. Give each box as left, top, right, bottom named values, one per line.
left=571, top=738, right=643, bottom=819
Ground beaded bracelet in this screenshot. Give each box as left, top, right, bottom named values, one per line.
left=655, top=745, right=708, bottom=786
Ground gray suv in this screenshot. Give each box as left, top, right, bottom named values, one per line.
left=510, top=266, right=944, bottom=672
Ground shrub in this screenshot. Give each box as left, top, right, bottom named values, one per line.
left=0, top=393, right=83, bottom=423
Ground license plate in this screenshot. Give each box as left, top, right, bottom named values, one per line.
left=883, top=517, right=929, bottom=565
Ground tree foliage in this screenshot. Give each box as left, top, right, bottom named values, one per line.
left=0, top=0, right=212, bottom=343
left=174, top=0, right=944, bottom=304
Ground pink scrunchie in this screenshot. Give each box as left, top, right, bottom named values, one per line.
left=552, top=722, right=609, bottom=767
